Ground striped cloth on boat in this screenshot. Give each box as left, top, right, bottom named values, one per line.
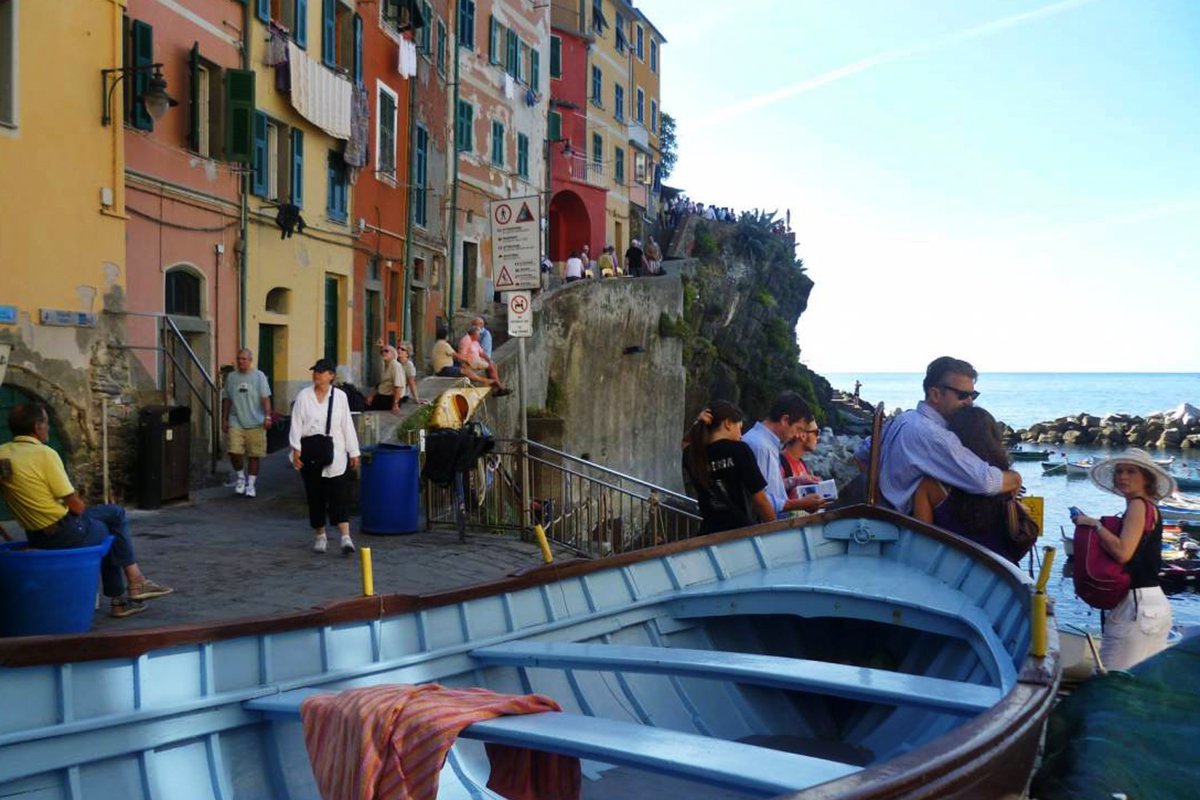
left=300, top=683, right=581, bottom=800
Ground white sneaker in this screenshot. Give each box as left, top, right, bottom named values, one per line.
left=244, top=482, right=257, bottom=498
left=340, top=536, right=356, bottom=555
left=312, top=535, right=327, bottom=554
left=234, top=474, right=246, bottom=495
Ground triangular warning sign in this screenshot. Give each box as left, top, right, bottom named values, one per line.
left=496, top=265, right=514, bottom=287
left=515, top=202, right=535, bottom=223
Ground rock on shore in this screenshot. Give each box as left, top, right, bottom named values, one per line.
left=1006, top=403, right=1200, bottom=451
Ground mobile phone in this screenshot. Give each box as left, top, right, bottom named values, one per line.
left=1068, top=506, right=1082, bottom=521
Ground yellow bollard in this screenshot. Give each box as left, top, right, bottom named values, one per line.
left=360, top=547, right=375, bottom=597
left=1030, top=545, right=1057, bottom=658
left=533, top=524, right=553, bottom=564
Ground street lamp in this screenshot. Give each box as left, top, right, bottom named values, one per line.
left=101, top=63, right=178, bottom=126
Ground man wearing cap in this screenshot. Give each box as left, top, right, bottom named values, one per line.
left=853, top=356, right=1023, bottom=513
left=0, top=403, right=173, bottom=618
left=222, top=348, right=273, bottom=498
left=366, top=345, right=423, bottom=412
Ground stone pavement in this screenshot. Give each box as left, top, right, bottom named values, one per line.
left=89, top=447, right=573, bottom=632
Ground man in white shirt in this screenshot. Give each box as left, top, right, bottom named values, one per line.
left=741, top=393, right=828, bottom=516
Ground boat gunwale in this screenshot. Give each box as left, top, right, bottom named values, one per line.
left=0, top=505, right=1035, bottom=668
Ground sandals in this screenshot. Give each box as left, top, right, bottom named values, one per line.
left=128, top=579, right=174, bottom=601
left=109, top=597, right=147, bottom=618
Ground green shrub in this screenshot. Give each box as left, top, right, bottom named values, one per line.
left=692, top=223, right=718, bottom=258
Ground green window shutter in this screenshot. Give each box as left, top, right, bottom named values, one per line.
left=295, top=0, right=308, bottom=49
left=414, top=125, right=428, bottom=226
left=505, top=28, right=517, bottom=77
left=131, top=20, right=154, bottom=131
left=321, top=0, right=336, bottom=66
left=291, top=128, right=305, bottom=207
left=488, top=15, right=499, bottom=64
left=531, top=49, right=540, bottom=91
left=420, top=2, right=432, bottom=52
left=548, top=110, right=560, bottom=142
left=592, top=132, right=601, bottom=167
left=490, top=120, right=503, bottom=166
left=517, top=133, right=529, bottom=179
left=353, top=13, right=363, bottom=84
left=550, top=36, right=561, bottom=78
left=615, top=147, right=624, bottom=183
left=457, top=0, right=475, bottom=50
left=224, top=68, right=256, bottom=164
left=188, top=43, right=201, bottom=151
left=251, top=112, right=268, bottom=196
left=437, top=20, right=446, bottom=73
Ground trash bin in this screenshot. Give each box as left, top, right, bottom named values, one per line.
left=0, top=538, right=113, bottom=637
left=136, top=405, right=191, bottom=509
left=360, top=443, right=420, bottom=534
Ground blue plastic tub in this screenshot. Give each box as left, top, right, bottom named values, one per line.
left=0, top=537, right=112, bottom=637
left=360, top=443, right=421, bottom=534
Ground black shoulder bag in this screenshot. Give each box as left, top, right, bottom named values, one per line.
left=299, top=389, right=336, bottom=470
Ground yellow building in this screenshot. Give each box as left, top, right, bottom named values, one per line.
left=245, top=0, right=360, bottom=408
left=582, top=0, right=632, bottom=256
left=627, top=7, right=664, bottom=237
left=0, top=0, right=131, bottom=493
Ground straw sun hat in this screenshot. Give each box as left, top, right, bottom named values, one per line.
left=1089, top=448, right=1177, bottom=500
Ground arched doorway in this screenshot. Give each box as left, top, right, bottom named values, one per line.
left=0, top=385, right=66, bottom=522
left=549, top=190, right=591, bottom=263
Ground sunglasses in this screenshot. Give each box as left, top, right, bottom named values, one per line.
left=939, top=385, right=980, bottom=401
left=804, top=427, right=820, bottom=435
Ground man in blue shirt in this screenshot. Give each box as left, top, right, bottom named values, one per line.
left=742, top=393, right=828, bottom=516
left=472, top=316, right=493, bottom=359
left=854, top=356, right=1022, bottom=513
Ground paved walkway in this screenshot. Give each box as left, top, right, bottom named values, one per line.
left=88, top=448, right=572, bottom=632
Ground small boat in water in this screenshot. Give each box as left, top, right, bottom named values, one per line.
left=1010, top=447, right=1054, bottom=461
left=1172, top=473, right=1200, bottom=491
left=1162, top=494, right=1200, bottom=523
left=0, top=505, right=1061, bottom=800
left=1065, top=460, right=1094, bottom=478
left=1042, top=461, right=1067, bottom=475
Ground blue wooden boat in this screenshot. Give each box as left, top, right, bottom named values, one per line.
left=1009, top=447, right=1053, bottom=462
left=0, top=506, right=1060, bottom=800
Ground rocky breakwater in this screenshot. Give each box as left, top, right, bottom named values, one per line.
left=1008, top=403, right=1200, bottom=451
left=804, top=431, right=866, bottom=488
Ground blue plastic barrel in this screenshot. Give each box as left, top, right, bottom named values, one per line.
left=0, top=537, right=113, bottom=637
left=360, top=443, right=421, bottom=534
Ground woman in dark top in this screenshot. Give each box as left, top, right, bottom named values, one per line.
left=1073, top=449, right=1175, bottom=670
left=685, top=401, right=775, bottom=534
left=911, top=406, right=1029, bottom=564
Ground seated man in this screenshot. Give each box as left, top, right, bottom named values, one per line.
left=366, top=345, right=423, bottom=412
left=0, top=403, right=173, bottom=618
left=457, top=326, right=511, bottom=395
left=853, top=356, right=1022, bottom=513
left=430, top=328, right=510, bottom=395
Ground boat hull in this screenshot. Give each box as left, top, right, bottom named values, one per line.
left=0, top=507, right=1059, bottom=800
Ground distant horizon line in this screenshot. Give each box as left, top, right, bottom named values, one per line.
left=818, top=371, right=1199, bottom=376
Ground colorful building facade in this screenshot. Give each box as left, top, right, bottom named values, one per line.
left=627, top=7, right=664, bottom=242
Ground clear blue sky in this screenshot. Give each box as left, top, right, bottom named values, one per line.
left=637, top=0, right=1200, bottom=373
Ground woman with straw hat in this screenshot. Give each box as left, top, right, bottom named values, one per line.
left=1073, top=449, right=1176, bottom=670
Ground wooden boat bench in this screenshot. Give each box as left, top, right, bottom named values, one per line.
left=470, top=641, right=1003, bottom=716
left=243, top=688, right=860, bottom=796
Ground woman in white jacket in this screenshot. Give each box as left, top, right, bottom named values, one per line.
left=288, top=359, right=361, bottom=554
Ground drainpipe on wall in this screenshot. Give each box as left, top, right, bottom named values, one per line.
left=446, top=2, right=461, bottom=322
left=402, top=49, right=418, bottom=343
left=238, top=0, right=251, bottom=348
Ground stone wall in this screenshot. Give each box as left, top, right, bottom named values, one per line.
left=487, top=276, right=687, bottom=492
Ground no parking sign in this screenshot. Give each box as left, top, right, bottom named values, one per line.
left=506, top=291, right=533, bottom=338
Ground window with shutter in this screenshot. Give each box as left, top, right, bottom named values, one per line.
left=488, top=15, right=499, bottom=64
left=130, top=19, right=154, bottom=131
left=414, top=124, right=428, bottom=227
left=636, top=87, right=644, bottom=123
left=455, top=100, right=473, bottom=152
left=188, top=43, right=202, bottom=152
left=327, top=150, right=347, bottom=222
left=591, top=66, right=601, bottom=106
left=291, top=128, right=305, bottom=206
left=517, top=133, right=529, bottom=180
left=457, top=0, right=475, bottom=51
left=295, top=0, right=308, bottom=49
left=252, top=111, right=268, bottom=196
left=437, top=20, right=446, bottom=74
left=420, top=1, right=432, bottom=52
left=614, top=84, right=623, bottom=121
left=353, top=13, right=362, bottom=84
left=592, top=133, right=602, bottom=172
left=650, top=39, right=657, bottom=72
left=321, top=0, right=336, bottom=66
left=257, top=0, right=270, bottom=23
left=224, top=69, right=256, bottom=164
left=636, top=24, right=644, bottom=60
left=505, top=29, right=518, bottom=78
left=490, top=120, right=504, bottom=166
left=377, top=84, right=397, bottom=176
left=615, top=147, right=624, bottom=184
left=550, top=36, right=561, bottom=78
left=531, top=49, right=540, bottom=91
left=548, top=111, right=561, bottom=142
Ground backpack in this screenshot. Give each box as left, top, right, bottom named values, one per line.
left=1072, top=515, right=1130, bottom=610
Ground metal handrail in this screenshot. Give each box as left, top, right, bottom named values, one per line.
left=519, top=438, right=697, bottom=506
left=162, top=315, right=217, bottom=389
left=525, top=452, right=700, bottom=515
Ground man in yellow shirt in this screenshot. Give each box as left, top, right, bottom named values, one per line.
left=0, top=403, right=172, bottom=618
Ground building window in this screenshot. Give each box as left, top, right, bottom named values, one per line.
left=128, top=19, right=155, bottom=131
left=505, top=28, right=518, bottom=78
left=591, top=132, right=602, bottom=172
left=252, top=114, right=290, bottom=200
left=490, top=119, right=504, bottom=167
left=614, top=146, right=624, bottom=184
left=327, top=150, right=348, bottom=221
left=591, top=66, right=601, bottom=106
left=636, top=87, right=644, bottom=123
left=322, top=0, right=359, bottom=75
left=414, top=124, right=428, bottom=227
left=530, top=48, right=540, bottom=90
left=488, top=15, right=500, bottom=64
left=457, top=0, right=475, bottom=50
left=188, top=50, right=218, bottom=157
left=265, top=287, right=291, bottom=314
left=635, top=23, right=644, bottom=60
left=615, top=12, right=626, bottom=53
left=436, top=18, right=446, bottom=74
left=262, top=0, right=309, bottom=48
left=291, top=128, right=304, bottom=206
left=614, top=84, right=624, bottom=121
left=651, top=100, right=658, bottom=133
left=517, top=132, right=529, bottom=180
left=165, top=270, right=202, bottom=318
left=591, top=0, right=607, bottom=33
left=517, top=39, right=527, bottom=84
left=419, top=1, right=432, bottom=52
left=456, top=99, right=473, bottom=152
left=550, top=35, right=561, bottom=78
left=548, top=110, right=561, bottom=142
left=0, top=0, right=13, bottom=128
left=650, top=38, right=657, bottom=72
left=376, top=81, right=397, bottom=177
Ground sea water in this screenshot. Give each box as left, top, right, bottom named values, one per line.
left=824, top=372, right=1200, bottom=629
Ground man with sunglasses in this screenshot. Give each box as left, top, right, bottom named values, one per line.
left=742, top=393, right=829, bottom=516
left=854, top=356, right=1021, bottom=513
